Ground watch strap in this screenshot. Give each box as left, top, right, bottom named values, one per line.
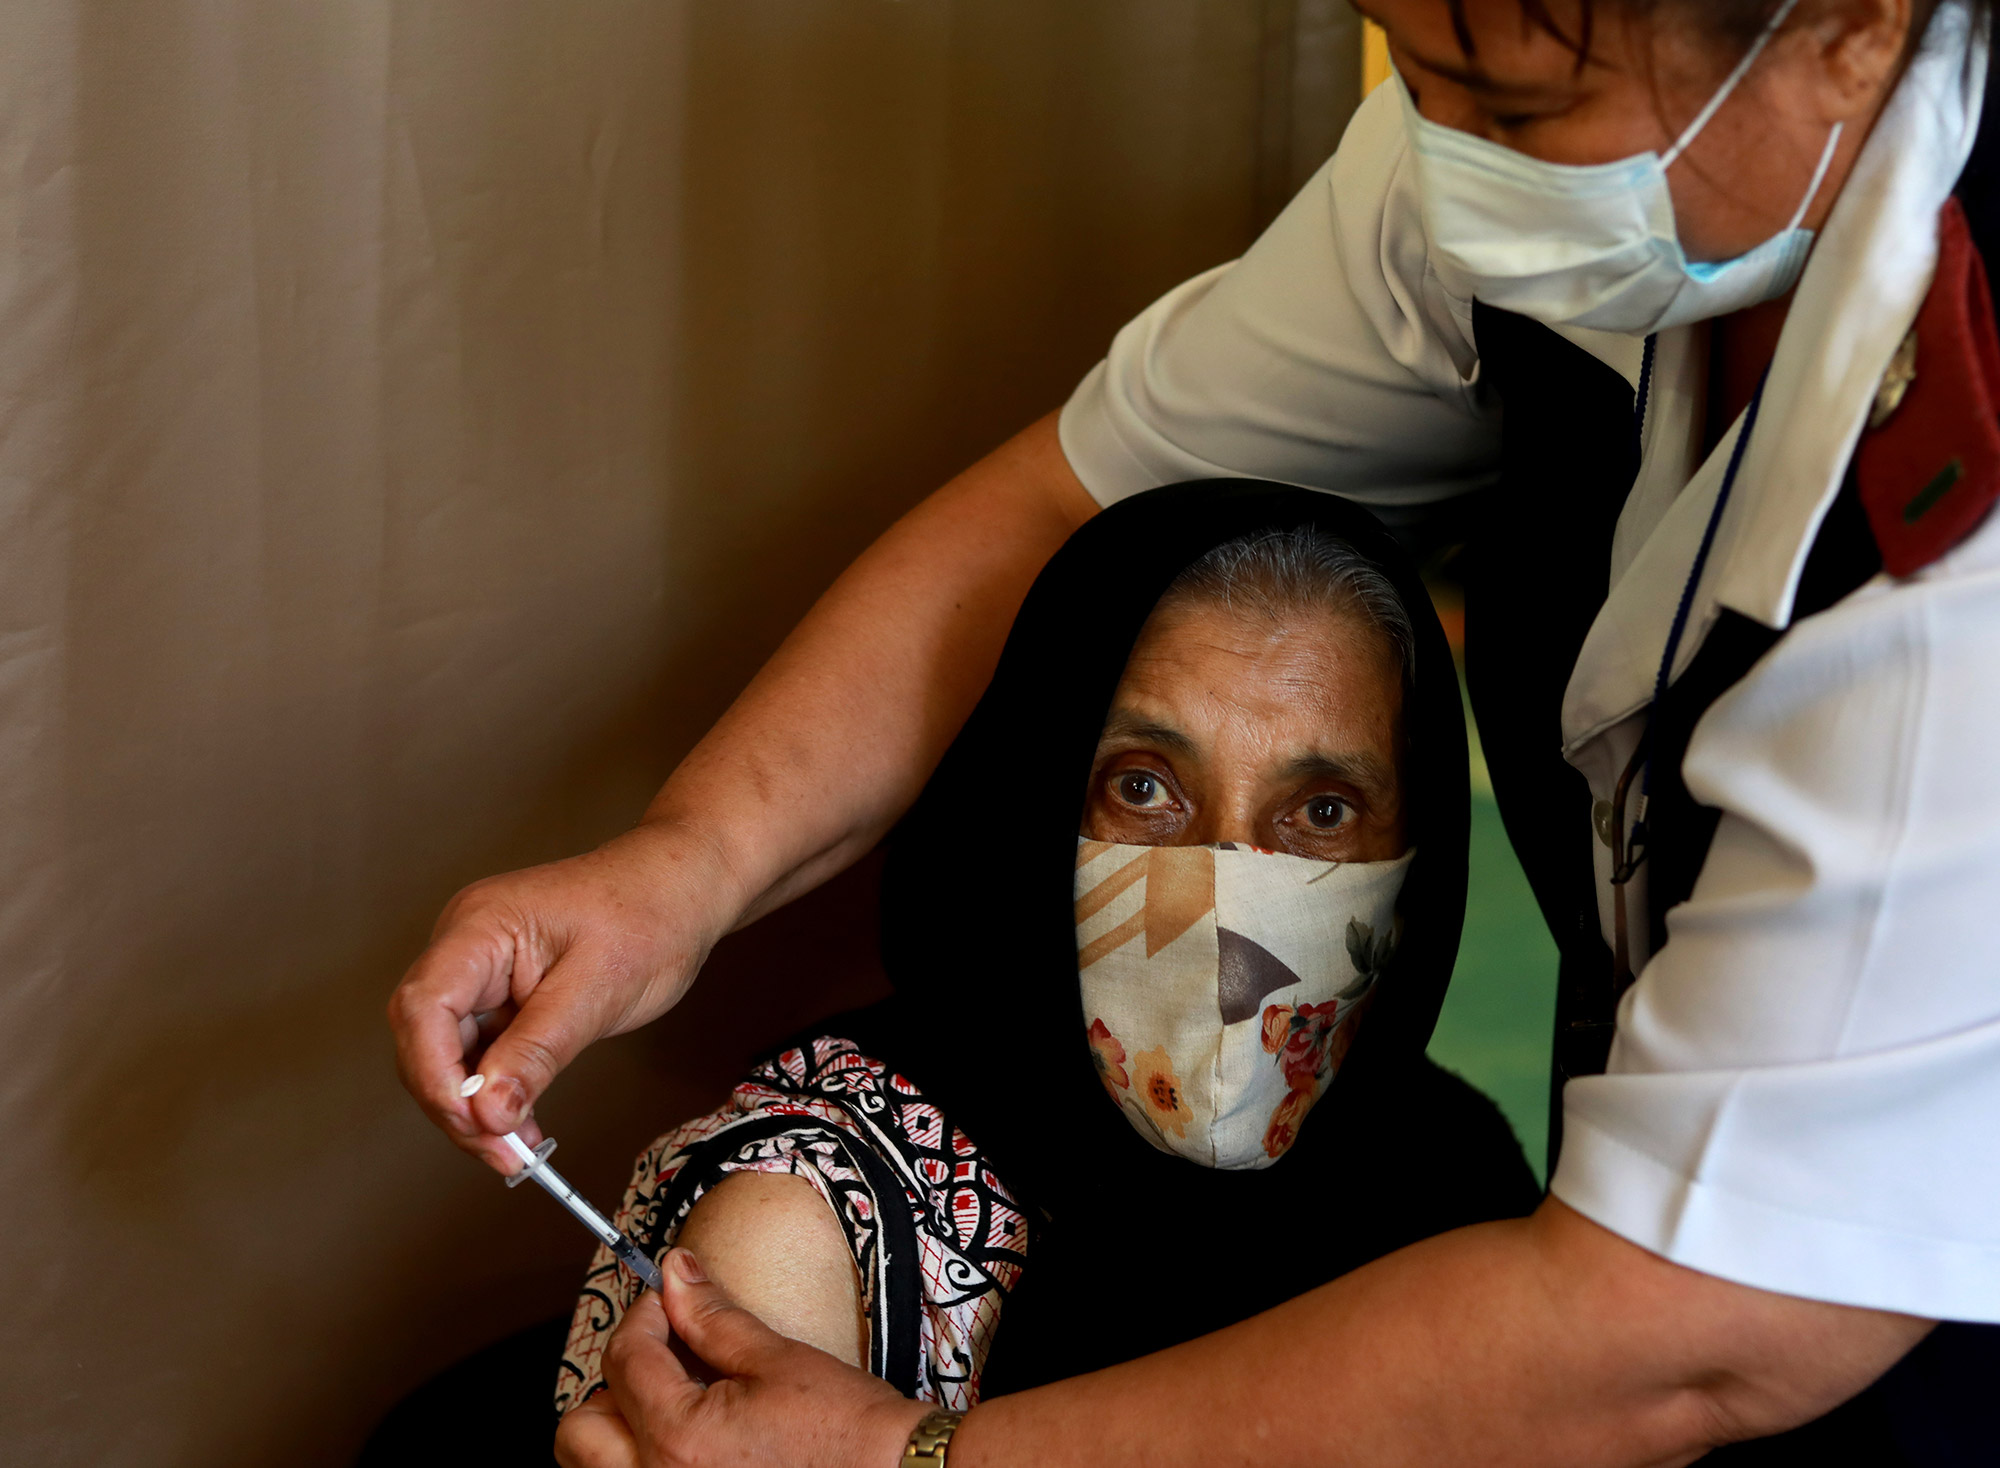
left=900, top=1408, right=965, bottom=1467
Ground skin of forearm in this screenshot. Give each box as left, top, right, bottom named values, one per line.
left=640, top=411, right=1098, bottom=932
left=950, top=1200, right=1932, bottom=1468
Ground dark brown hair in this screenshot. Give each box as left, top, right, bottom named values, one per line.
left=1445, top=0, right=1971, bottom=70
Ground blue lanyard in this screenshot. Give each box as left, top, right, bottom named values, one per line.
left=1632, top=338, right=1776, bottom=800
left=1611, top=337, right=1771, bottom=886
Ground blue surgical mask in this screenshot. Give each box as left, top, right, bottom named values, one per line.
left=1398, top=0, right=1843, bottom=335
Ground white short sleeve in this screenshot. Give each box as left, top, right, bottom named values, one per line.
left=1057, top=83, right=1502, bottom=516
left=1553, top=525, right=2000, bottom=1321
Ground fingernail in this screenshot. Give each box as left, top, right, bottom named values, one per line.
left=458, top=1073, right=486, bottom=1099
left=490, top=1076, right=529, bottom=1127
left=672, top=1248, right=706, bottom=1283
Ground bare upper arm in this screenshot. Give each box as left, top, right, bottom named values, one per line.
left=674, top=1171, right=867, bottom=1369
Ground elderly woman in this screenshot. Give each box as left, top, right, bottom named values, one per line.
left=400, top=0, right=2000, bottom=1453
left=552, top=485, right=1538, bottom=1447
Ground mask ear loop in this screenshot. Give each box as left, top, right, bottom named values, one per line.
left=1660, top=0, right=1805, bottom=170
left=1782, top=121, right=1846, bottom=233
left=1658, top=0, right=1845, bottom=240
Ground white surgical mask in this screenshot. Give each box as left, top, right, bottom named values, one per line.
left=1398, top=0, right=1843, bottom=335
left=1075, top=840, right=1413, bottom=1170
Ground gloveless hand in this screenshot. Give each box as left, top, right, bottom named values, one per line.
left=556, top=1249, right=929, bottom=1468
left=387, top=819, right=739, bottom=1173
left=387, top=415, right=1096, bottom=1173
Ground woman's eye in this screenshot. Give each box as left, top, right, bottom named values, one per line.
left=1114, top=772, right=1171, bottom=810
left=1303, top=796, right=1350, bottom=830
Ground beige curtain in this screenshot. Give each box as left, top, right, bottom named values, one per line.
left=0, top=4, right=1358, bottom=1462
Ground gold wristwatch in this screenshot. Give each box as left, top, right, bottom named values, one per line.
left=900, top=1408, right=966, bottom=1467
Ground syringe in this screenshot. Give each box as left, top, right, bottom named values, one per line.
left=499, top=1129, right=665, bottom=1295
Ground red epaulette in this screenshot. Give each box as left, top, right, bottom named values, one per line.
left=1856, top=196, right=2000, bottom=576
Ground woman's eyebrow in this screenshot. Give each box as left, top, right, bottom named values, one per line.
left=1097, top=711, right=1198, bottom=758
left=1283, top=751, right=1397, bottom=800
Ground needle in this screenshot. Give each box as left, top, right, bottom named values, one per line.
left=460, top=1075, right=664, bottom=1294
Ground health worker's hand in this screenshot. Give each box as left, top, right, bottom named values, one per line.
left=588, top=1249, right=929, bottom=1468
left=388, top=821, right=736, bottom=1173
left=555, top=1391, right=641, bottom=1468
left=389, top=413, right=1096, bottom=1174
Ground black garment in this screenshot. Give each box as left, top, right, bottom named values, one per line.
left=369, top=485, right=1535, bottom=1454
left=354, top=1315, right=566, bottom=1468
left=1458, top=306, right=1635, bottom=1157
left=824, top=481, right=1540, bottom=1393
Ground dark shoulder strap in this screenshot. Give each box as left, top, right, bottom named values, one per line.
left=1463, top=302, right=1640, bottom=1167
left=1462, top=306, right=1635, bottom=943
left=1643, top=473, right=1881, bottom=938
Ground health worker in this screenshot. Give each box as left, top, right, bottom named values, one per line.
left=390, top=0, right=2000, bottom=1461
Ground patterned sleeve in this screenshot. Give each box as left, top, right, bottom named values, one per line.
left=556, top=1037, right=1032, bottom=1416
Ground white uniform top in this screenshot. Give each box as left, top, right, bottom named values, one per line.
left=1058, top=4, right=1998, bottom=1323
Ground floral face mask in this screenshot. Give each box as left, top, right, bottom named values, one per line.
left=1075, top=840, right=1412, bottom=1170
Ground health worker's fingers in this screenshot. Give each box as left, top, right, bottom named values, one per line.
left=660, top=1248, right=793, bottom=1380
left=390, top=829, right=734, bottom=1168
left=614, top=1252, right=931, bottom=1468
left=554, top=1393, right=643, bottom=1468
left=388, top=894, right=545, bottom=1158
left=459, top=949, right=620, bottom=1138
left=604, top=1289, right=710, bottom=1449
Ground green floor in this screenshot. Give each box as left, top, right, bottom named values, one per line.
left=1423, top=683, right=1559, bottom=1179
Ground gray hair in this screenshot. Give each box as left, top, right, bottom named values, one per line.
left=1157, top=525, right=1416, bottom=687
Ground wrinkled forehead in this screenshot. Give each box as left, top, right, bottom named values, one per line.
left=1128, top=586, right=1411, bottom=701
left=1101, top=595, right=1409, bottom=797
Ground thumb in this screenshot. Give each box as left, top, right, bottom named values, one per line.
left=661, top=1248, right=792, bottom=1378
left=603, top=1289, right=705, bottom=1439
left=466, top=955, right=604, bottom=1133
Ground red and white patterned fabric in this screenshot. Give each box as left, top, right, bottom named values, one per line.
left=555, top=1037, right=1031, bottom=1416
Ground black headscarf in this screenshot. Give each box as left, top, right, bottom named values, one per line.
left=838, top=482, right=1537, bottom=1391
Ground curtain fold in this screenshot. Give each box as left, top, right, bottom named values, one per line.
left=0, top=4, right=1357, bottom=1462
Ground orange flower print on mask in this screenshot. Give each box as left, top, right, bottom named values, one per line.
left=1130, top=1046, right=1194, bottom=1139
left=1261, top=1004, right=1294, bottom=1056
left=1086, top=1018, right=1129, bottom=1096
left=1322, top=1008, right=1361, bottom=1075
left=1260, top=1000, right=1353, bottom=1157
left=1262, top=1084, right=1314, bottom=1159
left=1263, top=999, right=1342, bottom=1094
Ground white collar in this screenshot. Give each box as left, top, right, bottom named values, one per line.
left=1561, top=2, right=1988, bottom=754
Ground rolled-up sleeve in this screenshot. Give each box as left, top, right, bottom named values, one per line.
left=1553, top=536, right=2000, bottom=1321
left=1058, top=83, right=1502, bottom=516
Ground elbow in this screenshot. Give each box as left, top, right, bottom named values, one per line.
left=1531, top=1199, right=1935, bottom=1462
left=1671, top=1316, right=1938, bottom=1456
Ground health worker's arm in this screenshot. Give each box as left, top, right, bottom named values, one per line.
left=392, top=77, right=1506, bottom=1170
left=586, top=1198, right=1932, bottom=1468
left=389, top=412, right=1097, bottom=1169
